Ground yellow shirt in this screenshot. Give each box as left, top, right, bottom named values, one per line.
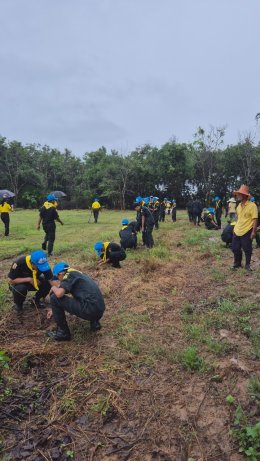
left=0, top=202, right=12, bottom=213
left=234, top=201, right=258, bottom=236
left=92, top=201, right=101, bottom=209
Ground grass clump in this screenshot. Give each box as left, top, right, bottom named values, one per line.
left=177, top=346, right=206, bottom=371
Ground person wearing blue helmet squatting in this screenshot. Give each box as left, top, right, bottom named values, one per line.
left=37, top=194, right=64, bottom=256
left=204, top=208, right=219, bottom=230
left=213, top=195, right=222, bottom=228
left=47, top=262, right=105, bottom=341
left=119, top=219, right=137, bottom=249
left=8, top=250, right=53, bottom=314
left=94, top=241, right=126, bottom=268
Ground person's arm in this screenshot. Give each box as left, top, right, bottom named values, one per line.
left=8, top=277, right=34, bottom=285
left=141, top=215, right=145, bottom=232
left=50, top=285, right=66, bottom=298
left=251, top=219, right=258, bottom=239
left=56, top=217, right=64, bottom=225
left=37, top=216, right=42, bottom=230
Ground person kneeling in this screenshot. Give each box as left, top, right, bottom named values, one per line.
left=119, top=219, right=137, bottom=249
left=204, top=209, right=219, bottom=230
left=47, top=262, right=105, bottom=341
left=221, top=221, right=235, bottom=247
left=94, top=241, right=126, bottom=268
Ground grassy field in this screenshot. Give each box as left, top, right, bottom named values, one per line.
left=0, top=210, right=259, bottom=461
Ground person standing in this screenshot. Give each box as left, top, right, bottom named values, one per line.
left=135, top=200, right=155, bottom=248
left=192, top=199, right=203, bottom=226
left=231, top=185, right=258, bottom=271
left=8, top=250, right=52, bottom=313
left=186, top=199, right=193, bottom=222
left=0, top=195, right=12, bottom=236
left=214, top=196, right=222, bottom=228
left=171, top=200, right=177, bottom=222
left=91, top=198, right=101, bottom=223
left=227, top=198, right=237, bottom=220
left=37, top=194, right=64, bottom=256
left=47, top=262, right=106, bottom=341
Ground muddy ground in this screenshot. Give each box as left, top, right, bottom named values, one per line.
left=0, top=218, right=259, bottom=461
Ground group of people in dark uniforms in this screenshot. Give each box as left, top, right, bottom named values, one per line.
left=7, top=193, right=176, bottom=342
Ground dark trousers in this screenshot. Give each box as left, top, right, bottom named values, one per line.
left=42, top=223, right=56, bottom=254
left=10, top=280, right=51, bottom=308
left=120, top=236, right=137, bottom=249
left=1, top=213, right=10, bottom=236
left=172, top=208, right=176, bottom=222
left=143, top=225, right=154, bottom=248
left=215, top=210, right=222, bottom=228
left=159, top=210, right=165, bottom=222
left=205, top=222, right=218, bottom=230
left=232, top=229, right=253, bottom=266
left=256, top=231, right=260, bottom=247
left=108, top=249, right=126, bottom=267
left=188, top=211, right=193, bottom=222
left=193, top=213, right=201, bottom=225
left=50, top=294, right=104, bottom=330
left=93, top=209, right=99, bottom=223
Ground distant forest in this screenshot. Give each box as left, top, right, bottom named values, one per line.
left=1, top=127, right=260, bottom=209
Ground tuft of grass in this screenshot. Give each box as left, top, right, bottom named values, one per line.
left=176, top=346, right=206, bottom=371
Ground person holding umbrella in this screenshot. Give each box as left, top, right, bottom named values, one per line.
left=0, top=193, right=13, bottom=236
left=37, top=194, right=64, bottom=256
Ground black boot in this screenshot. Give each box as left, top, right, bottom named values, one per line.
left=90, top=320, right=101, bottom=331
left=47, top=327, right=71, bottom=341
left=14, top=304, right=23, bottom=314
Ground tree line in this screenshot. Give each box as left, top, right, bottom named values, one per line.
left=0, top=127, right=259, bottom=209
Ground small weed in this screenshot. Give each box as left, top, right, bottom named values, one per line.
left=0, top=351, right=10, bottom=376
left=118, top=336, right=141, bottom=355
left=217, top=299, right=237, bottom=313
left=90, top=395, right=111, bottom=416
left=204, top=337, right=235, bottom=356
left=237, top=316, right=252, bottom=337
left=177, top=346, right=205, bottom=371
left=230, top=405, right=260, bottom=461
left=66, top=450, right=74, bottom=459
left=185, top=324, right=205, bottom=340
left=248, top=376, right=260, bottom=404
left=226, top=394, right=235, bottom=404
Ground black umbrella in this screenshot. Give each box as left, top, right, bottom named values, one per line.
left=50, top=191, right=67, bottom=198
left=0, top=189, right=15, bottom=198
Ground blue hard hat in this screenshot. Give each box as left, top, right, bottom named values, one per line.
left=214, top=196, right=220, bottom=201
left=53, top=262, right=70, bottom=276
left=47, top=194, right=57, bottom=201
left=172, top=199, right=176, bottom=203
left=122, top=219, right=129, bottom=225
left=135, top=196, right=142, bottom=203
left=94, top=198, right=99, bottom=201
left=94, top=241, right=104, bottom=256
left=143, top=197, right=149, bottom=205
left=250, top=197, right=255, bottom=202
left=208, top=207, right=215, bottom=213
left=30, top=250, right=50, bottom=272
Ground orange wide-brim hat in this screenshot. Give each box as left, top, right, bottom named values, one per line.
left=233, top=184, right=251, bottom=197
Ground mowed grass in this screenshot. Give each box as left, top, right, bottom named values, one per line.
left=0, top=209, right=140, bottom=259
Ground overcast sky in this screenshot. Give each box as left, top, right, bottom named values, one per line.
left=0, top=0, right=259, bottom=156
